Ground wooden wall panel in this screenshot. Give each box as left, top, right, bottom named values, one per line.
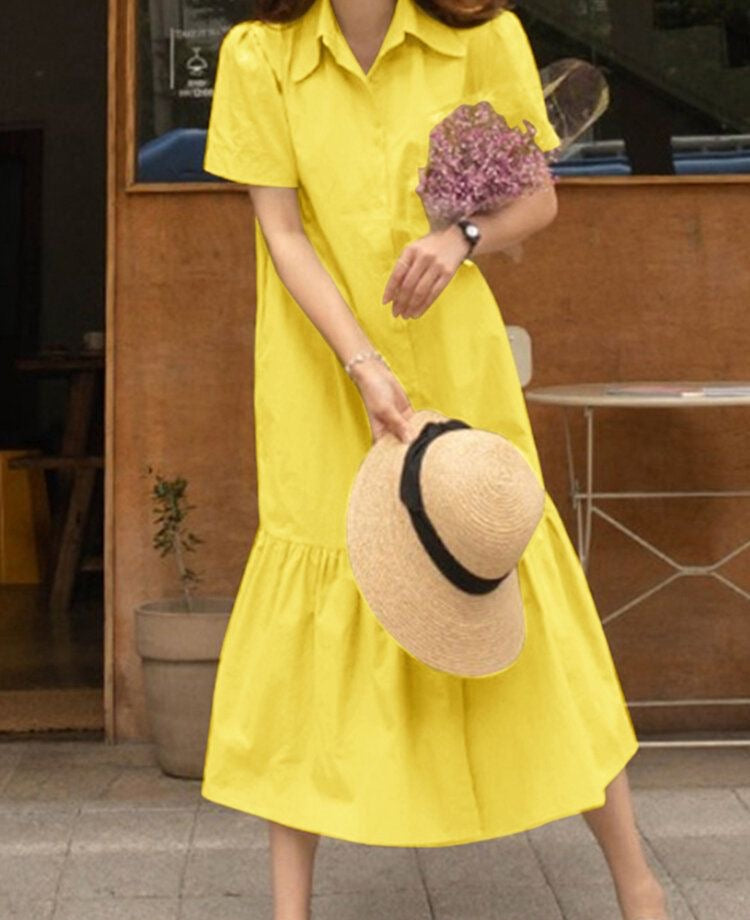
left=479, top=183, right=750, bottom=735
left=108, top=0, right=750, bottom=739
left=111, top=197, right=259, bottom=738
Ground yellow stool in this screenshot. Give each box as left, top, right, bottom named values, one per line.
left=0, top=450, right=52, bottom=584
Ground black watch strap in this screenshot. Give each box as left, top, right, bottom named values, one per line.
left=457, top=219, right=481, bottom=257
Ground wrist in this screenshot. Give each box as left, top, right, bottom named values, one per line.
left=455, top=218, right=482, bottom=259
left=441, top=223, right=472, bottom=261
left=344, top=348, right=387, bottom=380
left=349, top=359, right=387, bottom=387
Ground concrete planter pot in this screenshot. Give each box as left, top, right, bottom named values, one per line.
left=135, top=596, right=232, bottom=779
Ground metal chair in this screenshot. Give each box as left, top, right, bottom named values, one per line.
left=506, top=325, right=533, bottom=387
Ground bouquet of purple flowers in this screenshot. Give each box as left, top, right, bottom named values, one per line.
left=416, top=101, right=554, bottom=231
left=416, top=59, right=609, bottom=235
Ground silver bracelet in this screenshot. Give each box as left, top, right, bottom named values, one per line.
left=344, top=349, right=386, bottom=377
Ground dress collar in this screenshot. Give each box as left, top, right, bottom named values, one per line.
left=290, top=0, right=466, bottom=82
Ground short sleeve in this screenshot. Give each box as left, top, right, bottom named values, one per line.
left=203, top=22, right=299, bottom=186
left=489, top=12, right=561, bottom=154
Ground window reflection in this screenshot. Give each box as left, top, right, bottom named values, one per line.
left=135, top=0, right=750, bottom=182
left=137, top=0, right=234, bottom=181
left=522, top=0, right=750, bottom=176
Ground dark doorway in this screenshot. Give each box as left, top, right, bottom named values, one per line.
left=0, top=129, right=43, bottom=447
left=1, top=0, right=107, bottom=734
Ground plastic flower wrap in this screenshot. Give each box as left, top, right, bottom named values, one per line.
left=416, top=59, right=609, bottom=240
left=541, top=58, right=610, bottom=157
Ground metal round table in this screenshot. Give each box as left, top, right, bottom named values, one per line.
left=525, top=381, right=750, bottom=746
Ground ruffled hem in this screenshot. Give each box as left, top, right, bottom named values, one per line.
left=202, top=735, right=638, bottom=848
left=201, top=502, right=640, bottom=847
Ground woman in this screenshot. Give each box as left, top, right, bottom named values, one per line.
left=201, top=1, right=671, bottom=918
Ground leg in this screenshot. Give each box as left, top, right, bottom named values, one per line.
left=582, top=766, right=670, bottom=920
left=268, top=819, right=321, bottom=920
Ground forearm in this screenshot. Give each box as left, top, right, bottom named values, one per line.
left=264, top=229, right=375, bottom=368
left=466, top=183, right=558, bottom=257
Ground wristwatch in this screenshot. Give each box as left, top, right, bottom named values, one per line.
left=456, top=218, right=482, bottom=258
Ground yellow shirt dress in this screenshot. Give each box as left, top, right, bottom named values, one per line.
left=201, top=0, right=640, bottom=847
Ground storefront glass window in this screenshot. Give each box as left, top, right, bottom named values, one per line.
left=135, top=0, right=750, bottom=182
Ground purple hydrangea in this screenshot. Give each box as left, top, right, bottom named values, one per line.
left=416, top=101, right=556, bottom=230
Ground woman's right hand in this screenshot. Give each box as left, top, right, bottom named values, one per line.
left=350, top=358, right=414, bottom=444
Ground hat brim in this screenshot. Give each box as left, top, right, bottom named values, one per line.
left=346, top=409, right=526, bottom=678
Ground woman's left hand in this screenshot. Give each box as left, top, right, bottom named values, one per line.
left=383, top=225, right=469, bottom=319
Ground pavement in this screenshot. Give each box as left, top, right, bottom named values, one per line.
left=0, top=737, right=749, bottom=920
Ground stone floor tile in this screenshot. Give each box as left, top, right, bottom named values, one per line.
left=0, top=767, right=16, bottom=796
left=733, top=786, right=750, bottom=812
left=646, top=835, right=750, bottom=882
left=525, top=830, right=611, bottom=890
left=181, top=847, right=270, bottom=898
left=53, top=897, right=180, bottom=920
left=1, top=741, right=748, bottom=920
left=82, top=768, right=201, bottom=811
left=530, top=828, right=680, bottom=905
left=58, top=851, right=185, bottom=899
left=0, top=854, right=65, bottom=900
left=0, top=810, right=75, bottom=854
left=310, top=888, right=432, bottom=920
left=416, top=835, right=546, bottom=891
left=313, top=841, right=422, bottom=894
left=0, top=800, right=81, bottom=816
left=524, top=813, right=596, bottom=846
left=70, top=807, right=195, bottom=852
left=196, top=797, right=232, bottom=812
left=551, top=883, right=621, bottom=920
left=680, top=878, right=750, bottom=920
left=633, top=788, right=750, bottom=837
left=0, top=745, right=25, bottom=768
left=552, top=877, right=696, bottom=920
left=0, top=747, right=24, bottom=798
left=0, top=897, right=54, bottom=920
left=430, top=881, right=563, bottom=920
left=0, top=763, right=122, bottom=804
left=627, top=747, right=750, bottom=789
left=191, top=808, right=268, bottom=850
left=15, top=741, right=157, bottom=769
left=178, top=895, right=274, bottom=920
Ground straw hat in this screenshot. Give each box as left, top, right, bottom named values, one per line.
left=346, top=407, right=545, bottom=678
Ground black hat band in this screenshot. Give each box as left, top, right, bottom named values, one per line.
left=398, top=418, right=510, bottom=596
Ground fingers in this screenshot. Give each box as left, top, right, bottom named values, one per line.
left=406, top=266, right=457, bottom=318
left=390, top=250, right=454, bottom=318
left=383, top=251, right=415, bottom=305
left=371, top=405, right=412, bottom=444
left=384, top=406, right=413, bottom=443
left=399, top=266, right=442, bottom=318
left=391, top=256, right=428, bottom=316
left=370, top=390, right=414, bottom=445
left=413, top=273, right=451, bottom=318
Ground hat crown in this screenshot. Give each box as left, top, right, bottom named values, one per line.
left=418, top=430, right=544, bottom=578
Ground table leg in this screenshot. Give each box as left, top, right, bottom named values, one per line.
left=582, top=406, right=595, bottom=572
left=49, top=466, right=98, bottom=620
left=47, top=371, right=96, bottom=569
left=59, top=371, right=96, bottom=478
left=563, top=409, right=584, bottom=560
left=563, top=406, right=595, bottom=570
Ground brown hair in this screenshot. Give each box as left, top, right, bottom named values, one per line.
left=248, top=0, right=510, bottom=28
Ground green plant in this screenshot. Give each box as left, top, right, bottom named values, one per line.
left=146, top=466, right=204, bottom=611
